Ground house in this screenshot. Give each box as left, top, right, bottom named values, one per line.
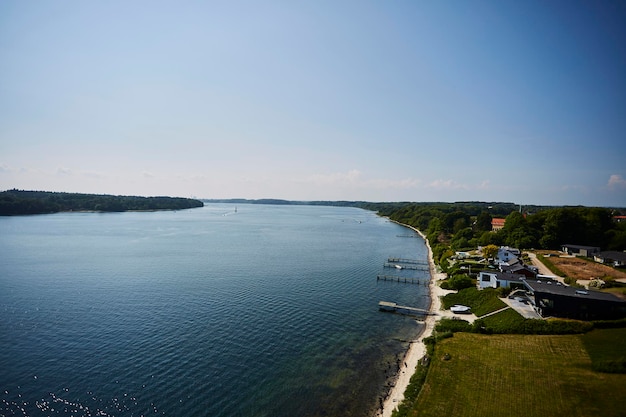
left=497, top=246, right=521, bottom=263
left=561, top=244, right=601, bottom=257
left=523, top=279, right=626, bottom=320
left=594, top=251, right=626, bottom=268
left=500, top=259, right=537, bottom=278
left=491, top=218, right=506, bottom=231
left=478, top=271, right=526, bottom=290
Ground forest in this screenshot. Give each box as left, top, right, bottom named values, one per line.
left=0, top=189, right=204, bottom=215
left=364, top=202, right=626, bottom=264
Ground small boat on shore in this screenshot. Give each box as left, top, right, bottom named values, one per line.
left=450, top=305, right=471, bottom=314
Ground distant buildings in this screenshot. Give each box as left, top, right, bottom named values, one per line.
left=594, top=251, right=626, bottom=268
left=491, top=218, right=506, bottom=231
left=561, top=244, right=600, bottom=257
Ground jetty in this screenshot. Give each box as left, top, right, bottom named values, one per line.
left=383, top=263, right=428, bottom=270
left=387, top=257, right=428, bottom=265
left=378, top=301, right=435, bottom=316
left=377, top=275, right=427, bottom=285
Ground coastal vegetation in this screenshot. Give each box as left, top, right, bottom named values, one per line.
left=371, top=202, right=626, bottom=255
left=0, top=189, right=203, bottom=215
left=374, top=201, right=626, bottom=417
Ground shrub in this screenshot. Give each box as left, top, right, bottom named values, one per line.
left=592, top=317, right=626, bottom=329
left=448, top=274, right=474, bottom=290
left=480, top=311, right=593, bottom=334
left=436, top=318, right=472, bottom=333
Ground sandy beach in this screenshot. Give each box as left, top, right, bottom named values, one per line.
left=376, top=223, right=448, bottom=417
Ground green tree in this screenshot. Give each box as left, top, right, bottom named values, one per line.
left=502, top=211, right=537, bottom=248
left=475, top=211, right=492, bottom=233
left=482, top=244, right=499, bottom=260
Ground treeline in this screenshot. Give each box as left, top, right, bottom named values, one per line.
left=204, top=198, right=367, bottom=208
left=365, top=202, right=626, bottom=261
left=0, top=189, right=204, bottom=215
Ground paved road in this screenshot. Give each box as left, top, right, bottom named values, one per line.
left=527, top=252, right=562, bottom=280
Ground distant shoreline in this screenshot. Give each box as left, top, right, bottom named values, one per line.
left=0, top=189, right=204, bottom=215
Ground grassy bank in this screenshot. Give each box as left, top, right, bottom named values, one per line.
left=413, top=331, right=626, bottom=417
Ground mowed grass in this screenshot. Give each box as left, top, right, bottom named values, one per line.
left=413, top=333, right=626, bottom=417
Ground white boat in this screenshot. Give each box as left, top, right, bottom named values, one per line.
left=450, top=305, right=471, bottom=314
left=394, top=264, right=403, bottom=270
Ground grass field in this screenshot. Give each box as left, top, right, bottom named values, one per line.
left=581, top=327, right=626, bottom=373
left=412, top=332, right=626, bottom=417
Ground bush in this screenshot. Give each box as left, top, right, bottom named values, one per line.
left=480, top=311, right=594, bottom=334
left=436, top=318, right=473, bottom=333
left=496, top=286, right=512, bottom=298
left=592, top=317, right=626, bottom=329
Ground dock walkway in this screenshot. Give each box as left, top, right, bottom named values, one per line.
left=377, top=275, right=428, bottom=285
left=378, top=301, right=435, bottom=316
left=387, top=257, right=428, bottom=265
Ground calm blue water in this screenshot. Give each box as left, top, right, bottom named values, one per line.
left=0, top=204, right=430, bottom=417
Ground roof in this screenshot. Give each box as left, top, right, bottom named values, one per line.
left=596, top=251, right=626, bottom=263
left=496, top=272, right=526, bottom=282
left=501, top=262, right=535, bottom=275
left=491, top=218, right=506, bottom=226
left=561, top=244, right=600, bottom=251
left=524, top=279, right=625, bottom=303
left=481, top=271, right=526, bottom=283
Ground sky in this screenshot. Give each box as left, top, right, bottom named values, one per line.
left=1, top=1, right=625, bottom=206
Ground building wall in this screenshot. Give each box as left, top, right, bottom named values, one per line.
left=478, top=271, right=497, bottom=289
left=533, top=292, right=626, bottom=320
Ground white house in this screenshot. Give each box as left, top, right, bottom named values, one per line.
left=497, top=246, right=521, bottom=264
left=479, top=271, right=526, bottom=290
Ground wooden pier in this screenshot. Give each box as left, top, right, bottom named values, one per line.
left=384, top=263, right=428, bottom=270
left=377, top=275, right=427, bottom=285
left=378, top=301, right=434, bottom=316
left=388, top=257, right=428, bottom=265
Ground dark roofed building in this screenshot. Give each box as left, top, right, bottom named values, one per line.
left=500, top=260, right=537, bottom=278
left=561, top=244, right=601, bottom=257
left=594, top=251, right=626, bottom=268
left=523, top=279, right=626, bottom=320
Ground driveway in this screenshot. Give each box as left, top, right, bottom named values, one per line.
left=527, top=252, right=556, bottom=276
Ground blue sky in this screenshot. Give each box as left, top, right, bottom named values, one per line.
left=1, top=1, right=625, bottom=206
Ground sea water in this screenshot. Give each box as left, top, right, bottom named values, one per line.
left=0, top=204, right=430, bottom=417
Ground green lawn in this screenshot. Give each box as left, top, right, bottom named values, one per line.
left=441, top=287, right=506, bottom=316
left=580, top=327, right=626, bottom=373
left=411, top=332, right=626, bottom=417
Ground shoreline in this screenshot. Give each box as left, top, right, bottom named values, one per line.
left=376, top=222, right=447, bottom=417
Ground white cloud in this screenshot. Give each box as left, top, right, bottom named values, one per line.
left=305, top=170, right=420, bottom=190
left=56, top=167, right=73, bottom=175
left=607, top=174, right=626, bottom=189
left=308, top=169, right=363, bottom=186
left=427, top=179, right=468, bottom=190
